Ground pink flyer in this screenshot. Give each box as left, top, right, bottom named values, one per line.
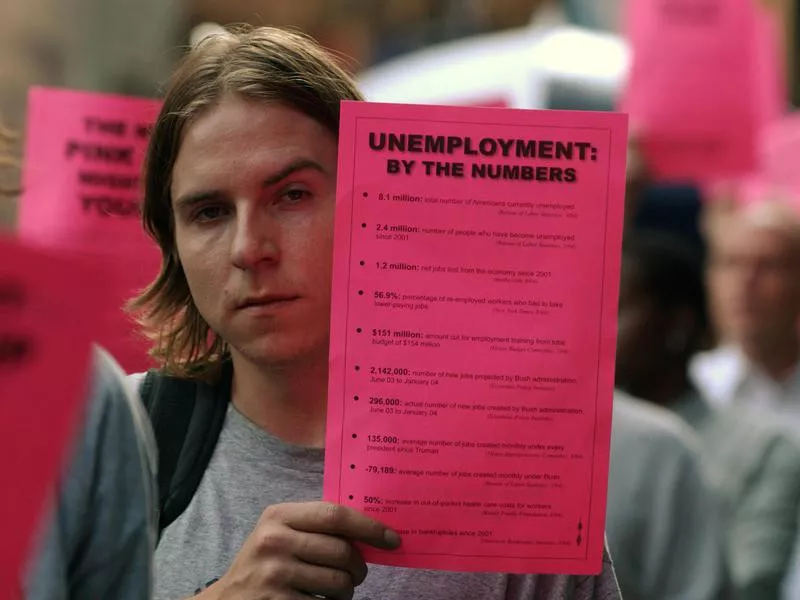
left=0, top=235, right=109, bottom=594
left=324, top=101, right=627, bottom=574
left=18, top=86, right=162, bottom=372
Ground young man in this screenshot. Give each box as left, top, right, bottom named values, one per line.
left=130, top=25, right=621, bottom=599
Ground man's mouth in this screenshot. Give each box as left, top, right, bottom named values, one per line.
left=237, top=295, right=300, bottom=310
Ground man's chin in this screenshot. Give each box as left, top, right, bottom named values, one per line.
left=231, top=337, right=329, bottom=369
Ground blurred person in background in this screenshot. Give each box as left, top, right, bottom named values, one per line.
left=693, top=199, right=800, bottom=424
left=606, top=388, right=730, bottom=600
left=604, top=138, right=730, bottom=600
left=0, top=125, right=157, bottom=598
left=616, top=231, right=800, bottom=599
left=23, top=347, right=158, bottom=600
left=128, top=25, right=622, bottom=600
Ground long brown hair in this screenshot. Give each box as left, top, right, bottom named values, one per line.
left=129, top=25, right=363, bottom=379
left=0, top=122, right=19, bottom=198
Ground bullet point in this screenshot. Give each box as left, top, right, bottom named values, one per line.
left=355, top=365, right=360, bottom=371
left=354, top=395, right=359, bottom=401
left=349, top=495, right=354, bottom=500
left=361, top=223, right=366, bottom=228
left=360, top=260, right=365, bottom=266
left=362, top=192, right=368, bottom=197
left=356, top=328, right=362, bottom=333
left=352, top=433, right=358, bottom=439
left=350, top=464, right=356, bottom=469
left=358, top=290, right=364, bottom=295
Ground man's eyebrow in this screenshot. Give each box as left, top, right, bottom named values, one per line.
left=173, top=158, right=327, bottom=209
left=173, top=190, right=224, bottom=210
left=263, top=158, right=327, bottom=187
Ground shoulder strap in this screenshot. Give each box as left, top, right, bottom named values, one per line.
left=140, top=362, right=232, bottom=536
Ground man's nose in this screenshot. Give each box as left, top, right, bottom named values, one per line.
left=230, top=206, right=279, bottom=270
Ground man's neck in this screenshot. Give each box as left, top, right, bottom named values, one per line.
left=230, top=350, right=329, bottom=447
left=741, top=334, right=800, bottom=382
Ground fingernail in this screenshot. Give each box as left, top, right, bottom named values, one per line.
left=384, top=528, right=401, bottom=548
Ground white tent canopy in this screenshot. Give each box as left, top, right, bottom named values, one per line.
left=358, top=21, right=631, bottom=111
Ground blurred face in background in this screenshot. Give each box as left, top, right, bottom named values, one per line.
left=706, top=206, right=800, bottom=347
left=615, top=259, right=662, bottom=396
left=614, top=258, right=687, bottom=399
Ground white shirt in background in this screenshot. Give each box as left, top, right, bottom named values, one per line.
left=690, top=346, right=800, bottom=428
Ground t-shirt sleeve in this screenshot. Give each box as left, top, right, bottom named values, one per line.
left=505, top=541, right=622, bottom=599
left=571, top=541, right=622, bottom=600
left=24, top=346, right=158, bottom=600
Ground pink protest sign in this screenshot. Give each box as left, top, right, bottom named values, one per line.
left=18, top=86, right=162, bottom=372
left=622, top=0, right=783, bottom=182
left=702, top=113, right=800, bottom=209
left=737, top=179, right=800, bottom=209
left=755, top=6, right=787, bottom=124
left=0, top=235, right=108, bottom=594
left=759, top=113, right=800, bottom=189
left=325, top=101, right=627, bottom=574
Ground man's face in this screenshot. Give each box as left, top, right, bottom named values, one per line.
left=707, top=220, right=800, bottom=345
left=170, top=95, right=338, bottom=367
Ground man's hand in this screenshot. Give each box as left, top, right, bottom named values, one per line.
left=197, top=501, right=401, bottom=600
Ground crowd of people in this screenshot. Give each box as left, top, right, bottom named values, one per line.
left=4, top=9, right=800, bottom=600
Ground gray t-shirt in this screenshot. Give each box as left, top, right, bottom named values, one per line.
left=151, top=402, right=620, bottom=600
left=24, top=347, right=158, bottom=600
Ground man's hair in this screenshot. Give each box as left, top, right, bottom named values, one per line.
left=0, top=122, right=19, bottom=198
left=129, top=25, right=364, bottom=378
left=621, top=231, right=709, bottom=346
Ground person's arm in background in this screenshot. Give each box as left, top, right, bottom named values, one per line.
left=642, top=440, right=731, bottom=600
left=607, top=396, right=732, bottom=600
left=727, top=428, right=800, bottom=600
left=23, top=345, right=158, bottom=600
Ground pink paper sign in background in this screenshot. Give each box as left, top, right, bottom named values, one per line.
left=18, top=87, right=162, bottom=373
left=325, top=101, right=627, bottom=574
left=622, top=0, right=784, bottom=182
left=0, top=236, right=108, bottom=594
left=702, top=113, right=800, bottom=210
left=759, top=113, right=800, bottom=191
left=755, top=5, right=787, bottom=124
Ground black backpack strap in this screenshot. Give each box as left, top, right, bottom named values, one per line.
left=139, top=362, right=232, bottom=536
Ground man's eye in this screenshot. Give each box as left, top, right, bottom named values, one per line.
left=192, top=205, right=228, bottom=223
left=281, top=188, right=311, bottom=204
